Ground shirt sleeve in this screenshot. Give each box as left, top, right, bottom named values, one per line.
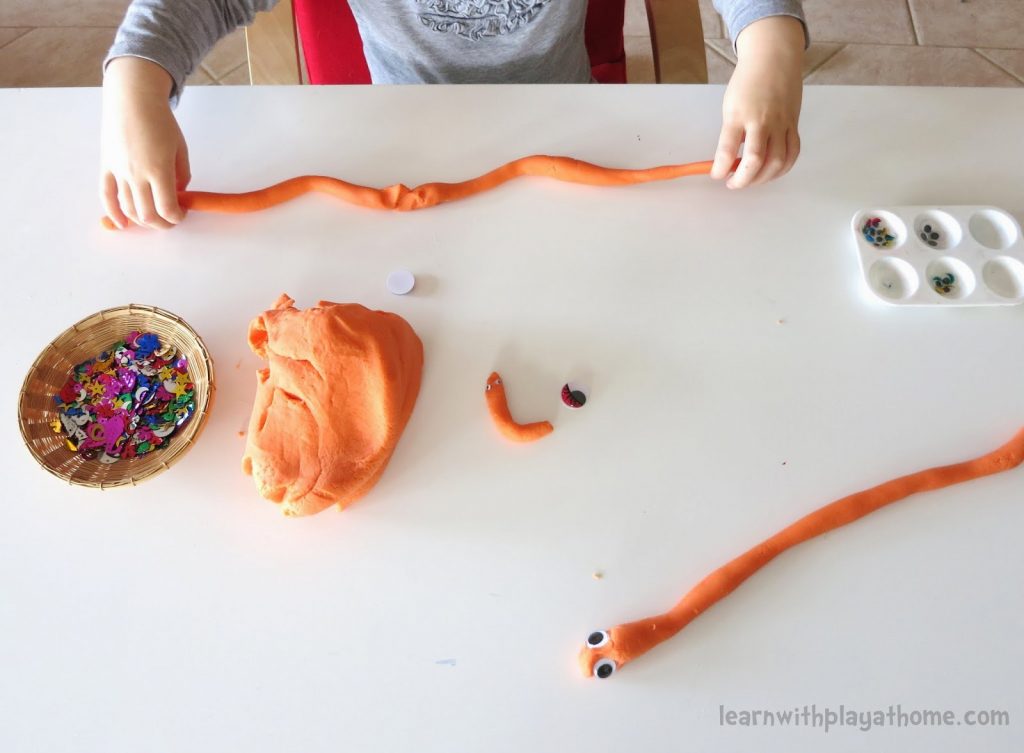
left=105, top=0, right=278, bottom=106
left=712, top=0, right=809, bottom=51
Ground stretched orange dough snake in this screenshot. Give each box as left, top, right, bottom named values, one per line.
left=100, top=156, right=735, bottom=229
left=486, top=372, right=553, bottom=443
left=580, top=427, right=1024, bottom=679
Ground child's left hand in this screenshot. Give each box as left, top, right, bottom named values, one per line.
left=709, top=16, right=806, bottom=190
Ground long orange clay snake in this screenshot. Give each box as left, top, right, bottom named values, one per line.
left=486, top=372, right=553, bottom=443
left=580, top=427, right=1024, bottom=679
left=100, top=156, right=735, bottom=229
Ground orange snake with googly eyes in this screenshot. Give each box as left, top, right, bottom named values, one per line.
left=579, top=427, right=1024, bottom=679
left=485, top=372, right=553, bottom=443
left=100, top=156, right=736, bottom=229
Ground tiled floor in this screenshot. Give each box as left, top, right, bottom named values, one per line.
left=0, top=0, right=250, bottom=88
left=626, top=0, right=1024, bottom=86
left=1, top=0, right=1022, bottom=89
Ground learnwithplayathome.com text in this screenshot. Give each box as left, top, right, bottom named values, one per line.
left=719, top=704, right=1010, bottom=733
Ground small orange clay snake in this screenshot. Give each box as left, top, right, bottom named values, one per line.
left=100, top=156, right=733, bottom=229
left=579, top=427, right=1024, bottom=679
left=485, top=372, right=553, bottom=443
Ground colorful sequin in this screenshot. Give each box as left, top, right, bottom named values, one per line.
left=51, top=332, right=195, bottom=463
left=932, top=273, right=957, bottom=295
left=862, top=217, right=896, bottom=248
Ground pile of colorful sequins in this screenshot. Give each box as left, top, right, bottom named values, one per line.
left=51, top=332, right=195, bottom=463
left=862, top=217, right=896, bottom=248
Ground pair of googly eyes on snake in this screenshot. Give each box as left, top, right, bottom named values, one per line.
left=586, top=630, right=616, bottom=679
left=485, top=378, right=502, bottom=391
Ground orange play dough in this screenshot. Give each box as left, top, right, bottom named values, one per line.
left=485, top=372, right=553, bottom=443
left=242, top=294, right=423, bottom=516
left=100, top=156, right=736, bottom=229
left=579, top=427, right=1024, bottom=678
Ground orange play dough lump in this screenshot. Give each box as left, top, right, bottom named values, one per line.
left=242, top=294, right=423, bottom=516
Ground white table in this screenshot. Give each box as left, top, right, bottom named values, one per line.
left=2, top=85, right=1023, bottom=753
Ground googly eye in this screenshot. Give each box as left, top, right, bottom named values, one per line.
left=485, top=384, right=491, bottom=391
left=561, top=382, right=588, bottom=409
left=494, top=378, right=502, bottom=385
left=586, top=630, right=609, bottom=648
left=594, top=658, right=616, bottom=679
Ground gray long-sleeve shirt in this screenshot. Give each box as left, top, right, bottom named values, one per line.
left=106, top=0, right=807, bottom=103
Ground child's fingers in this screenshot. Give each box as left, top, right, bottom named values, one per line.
left=151, top=173, right=185, bottom=225
left=710, top=123, right=744, bottom=180
left=100, top=172, right=129, bottom=230
left=175, top=143, right=191, bottom=191
left=132, top=181, right=176, bottom=229
left=749, top=131, right=789, bottom=187
left=779, top=128, right=801, bottom=178
left=117, top=179, right=140, bottom=226
left=726, top=127, right=767, bottom=189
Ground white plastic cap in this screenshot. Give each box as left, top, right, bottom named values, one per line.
left=386, top=269, right=416, bottom=295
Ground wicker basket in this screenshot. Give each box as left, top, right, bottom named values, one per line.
left=18, top=304, right=215, bottom=489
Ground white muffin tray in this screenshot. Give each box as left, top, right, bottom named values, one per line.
left=852, top=206, right=1024, bottom=306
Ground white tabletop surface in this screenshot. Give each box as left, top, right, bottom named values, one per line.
left=2, top=84, right=1023, bottom=753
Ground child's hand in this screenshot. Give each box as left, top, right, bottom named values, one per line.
left=101, top=57, right=190, bottom=229
left=710, top=16, right=805, bottom=190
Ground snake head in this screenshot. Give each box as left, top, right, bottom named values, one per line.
left=485, top=372, right=503, bottom=393
left=578, top=629, right=624, bottom=679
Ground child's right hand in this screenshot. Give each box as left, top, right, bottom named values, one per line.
left=101, top=57, right=190, bottom=230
